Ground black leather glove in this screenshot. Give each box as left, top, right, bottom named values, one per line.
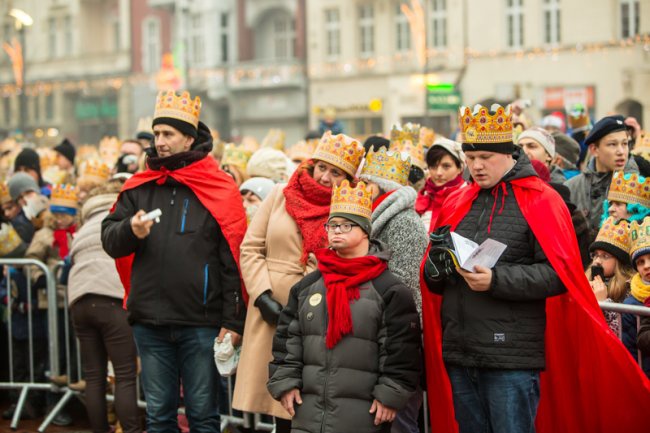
left=424, top=225, right=457, bottom=283
left=254, top=290, right=283, bottom=326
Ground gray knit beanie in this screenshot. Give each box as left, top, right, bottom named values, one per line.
left=8, top=172, right=39, bottom=201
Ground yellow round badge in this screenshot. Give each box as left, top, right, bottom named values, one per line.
left=309, top=293, right=322, bottom=307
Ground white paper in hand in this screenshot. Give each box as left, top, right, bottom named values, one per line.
left=450, top=232, right=507, bottom=272
left=213, top=333, right=240, bottom=377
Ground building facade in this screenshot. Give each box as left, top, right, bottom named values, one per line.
left=306, top=0, right=650, bottom=139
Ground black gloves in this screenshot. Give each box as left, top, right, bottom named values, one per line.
left=424, top=225, right=457, bottom=283
left=254, top=290, right=283, bottom=326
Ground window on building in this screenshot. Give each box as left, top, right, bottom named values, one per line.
left=271, top=13, right=296, bottom=60
left=359, top=4, right=375, bottom=59
left=46, top=93, right=54, bottom=120
left=190, top=14, right=205, bottom=64
left=620, top=0, right=640, bottom=38
left=48, top=17, right=57, bottom=58
left=395, top=1, right=411, bottom=53
left=114, top=20, right=121, bottom=51
left=324, top=8, right=341, bottom=61
left=506, top=0, right=524, bottom=48
left=141, top=17, right=161, bottom=73
left=430, top=0, right=447, bottom=48
left=220, top=13, right=229, bottom=63
left=543, top=0, right=560, bottom=44
left=64, top=16, right=73, bottom=56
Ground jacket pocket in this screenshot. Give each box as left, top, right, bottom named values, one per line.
left=203, top=264, right=209, bottom=305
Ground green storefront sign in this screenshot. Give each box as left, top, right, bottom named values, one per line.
left=427, top=83, right=461, bottom=111
left=75, top=98, right=118, bottom=120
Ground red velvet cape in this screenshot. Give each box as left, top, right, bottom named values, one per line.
left=420, top=175, right=650, bottom=433
left=112, top=156, right=249, bottom=307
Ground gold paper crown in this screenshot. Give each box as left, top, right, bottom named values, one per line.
left=50, top=184, right=79, bottom=209
left=222, top=144, right=252, bottom=170
left=458, top=104, right=513, bottom=145
left=390, top=123, right=425, bottom=169
left=0, top=223, right=23, bottom=257
left=632, top=131, right=650, bottom=162
left=261, top=129, right=286, bottom=150
left=360, top=147, right=411, bottom=186
left=420, top=127, right=436, bottom=148
left=312, top=131, right=364, bottom=177
left=288, top=140, right=317, bottom=163
left=330, top=180, right=373, bottom=220
left=99, top=136, right=121, bottom=153
left=136, top=116, right=154, bottom=134
left=81, top=160, right=111, bottom=184
left=596, top=217, right=631, bottom=253
left=0, top=183, right=11, bottom=205
left=154, top=90, right=201, bottom=129
left=567, top=105, right=590, bottom=130
left=37, top=148, right=57, bottom=170
left=608, top=171, right=650, bottom=208
left=75, top=145, right=99, bottom=164
left=630, top=218, right=650, bottom=258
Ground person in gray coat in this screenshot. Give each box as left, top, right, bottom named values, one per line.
left=268, top=180, right=422, bottom=433
left=358, top=147, right=427, bottom=433
left=565, top=115, right=638, bottom=243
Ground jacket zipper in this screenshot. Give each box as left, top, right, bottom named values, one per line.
left=320, top=339, right=329, bottom=433
left=203, top=264, right=209, bottom=305
left=180, top=198, right=189, bottom=233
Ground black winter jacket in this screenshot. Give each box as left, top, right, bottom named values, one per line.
left=268, top=242, right=422, bottom=433
left=427, top=150, right=566, bottom=370
left=101, top=122, right=246, bottom=331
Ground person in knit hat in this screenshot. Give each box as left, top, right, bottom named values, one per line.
left=240, top=177, right=275, bottom=222
left=14, top=148, right=51, bottom=194
left=517, top=127, right=566, bottom=183
left=246, top=148, right=289, bottom=183
left=233, top=131, right=365, bottom=432
left=2, top=179, right=35, bottom=244
left=54, top=138, right=76, bottom=171
left=268, top=179, right=421, bottom=433
left=551, top=132, right=581, bottom=179
left=358, top=146, right=427, bottom=433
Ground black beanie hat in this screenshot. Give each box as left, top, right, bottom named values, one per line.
left=152, top=117, right=198, bottom=139
left=14, top=148, right=41, bottom=176
left=53, top=138, right=76, bottom=164
left=363, top=135, right=390, bottom=154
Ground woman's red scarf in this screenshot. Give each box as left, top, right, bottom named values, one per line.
left=283, top=164, right=333, bottom=264
left=53, top=225, right=76, bottom=259
left=315, top=248, right=387, bottom=349
left=415, top=175, right=464, bottom=232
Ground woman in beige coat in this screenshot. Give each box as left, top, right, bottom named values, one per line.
left=233, top=132, right=364, bottom=432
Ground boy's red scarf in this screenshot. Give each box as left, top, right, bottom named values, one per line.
left=315, top=248, right=387, bottom=349
left=111, top=156, right=248, bottom=307
left=53, top=225, right=76, bottom=259
left=415, top=175, right=464, bottom=232
left=283, top=163, right=332, bottom=264
left=420, top=176, right=650, bottom=433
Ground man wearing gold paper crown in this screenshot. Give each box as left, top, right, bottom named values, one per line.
left=101, top=90, right=248, bottom=433
left=267, top=180, right=421, bottom=433
left=420, top=104, right=650, bottom=433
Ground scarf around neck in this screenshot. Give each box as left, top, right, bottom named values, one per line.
left=631, top=273, right=650, bottom=303
left=283, top=164, right=333, bottom=264
left=315, top=248, right=387, bottom=349
left=415, top=175, right=464, bottom=214
left=53, top=225, right=76, bottom=259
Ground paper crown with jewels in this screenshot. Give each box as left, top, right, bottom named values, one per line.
left=567, top=104, right=591, bottom=132
left=222, top=144, right=252, bottom=170
left=50, top=184, right=79, bottom=213
left=80, top=160, right=111, bottom=184
left=0, top=183, right=11, bottom=205
left=594, top=217, right=631, bottom=254
left=458, top=104, right=514, bottom=152
left=420, top=127, right=436, bottom=149
left=390, top=123, right=425, bottom=169
left=261, top=129, right=286, bottom=150
left=607, top=171, right=650, bottom=209
left=288, top=140, right=318, bottom=163
left=136, top=116, right=153, bottom=134
left=629, top=217, right=650, bottom=262
left=632, top=131, right=650, bottom=162
left=360, top=147, right=411, bottom=186
left=330, top=180, right=373, bottom=220
left=153, top=90, right=201, bottom=129
left=312, top=131, right=364, bottom=177
left=0, top=223, right=24, bottom=258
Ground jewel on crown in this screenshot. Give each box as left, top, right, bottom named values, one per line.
left=154, top=90, right=201, bottom=128
left=597, top=216, right=631, bottom=252
left=608, top=171, right=650, bottom=209
left=330, top=180, right=373, bottom=220
left=361, top=146, right=411, bottom=186
left=458, top=104, right=513, bottom=144
left=313, top=131, right=364, bottom=177
left=50, top=184, right=79, bottom=208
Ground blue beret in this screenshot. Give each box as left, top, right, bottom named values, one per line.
left=584, top=115, right=628, bottom=146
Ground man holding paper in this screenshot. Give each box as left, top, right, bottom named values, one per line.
left=420, top=104, right=650, bottom=433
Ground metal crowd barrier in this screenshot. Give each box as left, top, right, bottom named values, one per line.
left=598, top=301, right=650, bottom=368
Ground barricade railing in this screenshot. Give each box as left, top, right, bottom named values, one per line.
left=599, top=301, right=650, bottom=367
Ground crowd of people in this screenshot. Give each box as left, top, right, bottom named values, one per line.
left=0, top=89, right=649, bottom=433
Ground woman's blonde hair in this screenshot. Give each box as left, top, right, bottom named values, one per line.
left=585, top=260, right=634, bottom=303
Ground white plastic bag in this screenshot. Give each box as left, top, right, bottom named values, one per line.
left=213, top=333, right=240, bottom=377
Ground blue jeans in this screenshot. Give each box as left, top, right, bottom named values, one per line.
left=446, top=365, right=540, bottom=433
left=132, top=324, right=221, bottom=433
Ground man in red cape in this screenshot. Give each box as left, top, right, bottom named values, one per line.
left=421, top=104, right=650, bottom=433
left=101, top=90, right=248, bottom=433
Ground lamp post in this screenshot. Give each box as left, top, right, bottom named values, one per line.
left=9, top=8, right=33, bottom=137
